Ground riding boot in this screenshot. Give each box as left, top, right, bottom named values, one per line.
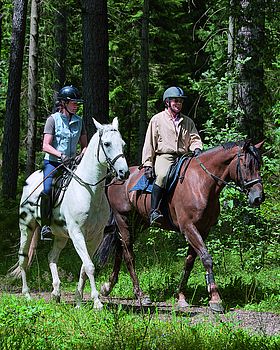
left=40, top=192, right=52, bottom=241
left=150, top=184, right=164, bottom=226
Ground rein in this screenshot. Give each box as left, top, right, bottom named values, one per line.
left=195, top=146, right=262, bottom=193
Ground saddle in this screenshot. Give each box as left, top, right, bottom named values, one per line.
left=130, top=155, right=191, bottom=194
left=130, top=155, right=192, bottom=230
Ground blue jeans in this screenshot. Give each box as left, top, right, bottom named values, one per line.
left=42, top=160, right=61, bottom=195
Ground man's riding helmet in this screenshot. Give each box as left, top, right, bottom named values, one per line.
left=58, top=85, right=83, bottom=103
left=163, top=86, right=186, bottom=102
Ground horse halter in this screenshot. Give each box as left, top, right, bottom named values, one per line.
left=97, top=129, right=125, bottom=176
left=196, top=145, right=262, bottom=194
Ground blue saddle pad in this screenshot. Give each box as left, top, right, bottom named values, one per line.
left=130, top=175, right=154, bottom=193
left=129, top=155, right=189, bottom=194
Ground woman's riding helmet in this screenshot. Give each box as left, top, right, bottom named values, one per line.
left=58, top=86, right=83, bottom=102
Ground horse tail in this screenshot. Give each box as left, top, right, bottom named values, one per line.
left=95, top=211, right=118, bottom=266
left=8, top=227, right=40, bottom=279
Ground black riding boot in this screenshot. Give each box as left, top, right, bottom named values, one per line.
left=150, top=184, right=164, bottom=225
left=40, top=192, right=52, bottom=241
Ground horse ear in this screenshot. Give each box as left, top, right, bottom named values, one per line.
left=112, top=117, right=119, bottom=130
left=92, top=118, right=103, bottom=130
left=254, top=140, right=265, bottom=149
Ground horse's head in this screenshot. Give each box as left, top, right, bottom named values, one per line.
left=93, top=117, right=129, bottom=180
left=229, top=140, right=265, bottom=207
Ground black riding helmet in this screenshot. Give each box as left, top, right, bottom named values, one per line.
left=58, top=85, right=83, bottom=103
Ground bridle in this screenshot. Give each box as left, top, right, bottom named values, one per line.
left=195, top=146, right=262, bottom=194
left=96, top=130, right=126, bottom=175
left=63, top=129, right=125, bottom=187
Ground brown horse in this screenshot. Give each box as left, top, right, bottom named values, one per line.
left=99, top=140, right=264, bottom=312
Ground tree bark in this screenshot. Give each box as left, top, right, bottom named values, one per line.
left=53, top=4, right=67, bottom=98
left=26, top=0, right=40, bottom=176
left=2, top=0, right=28, bottom=200
left=81, top=0, right=109, bottom=139
left=138, top=0, right=149, bottom=163
left=236, top=0, right=265, bottom=142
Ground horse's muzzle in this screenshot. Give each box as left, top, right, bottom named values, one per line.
left=248, top=186, right=265, bottom=207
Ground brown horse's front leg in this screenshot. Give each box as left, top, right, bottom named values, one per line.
left=181, top=224, right=224, bottom=313
left=177, top=246, right=197, bottom=308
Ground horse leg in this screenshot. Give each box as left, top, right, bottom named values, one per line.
left=116, top=214, right=151, bottom=305
left=48, top=236, right=68, bottom=302
left=71, top=232, right=103, bottom=309
left=177, top=246, right=197, bottom=308
left=100, top=238, right=123, bottom=296
left=17, top=220, right=38, bottom=299
left=182, top=223, right=224, bottom=313
left=75, top=237, right=102, bottom=308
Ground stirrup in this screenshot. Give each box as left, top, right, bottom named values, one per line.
left=41, top=225, right=52, bottom=241
left=150, top=210, right=164, bottom=226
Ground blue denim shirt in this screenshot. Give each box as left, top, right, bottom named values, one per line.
left=44, top=112, right=83, bottom=162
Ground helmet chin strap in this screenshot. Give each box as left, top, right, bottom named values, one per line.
left=64, top=101, right=74, bottom=117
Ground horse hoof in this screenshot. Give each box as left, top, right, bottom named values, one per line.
left=100, top=282, right=110, bottom=296
left=209, top=301, right=224, bottom=313
left=51, top=293, right=61, bottom=303
left=177, top=299, right=189, bottom=308
left=93, top=299, right=103, bottom=310
left=140, top=296, right=152, bottom=306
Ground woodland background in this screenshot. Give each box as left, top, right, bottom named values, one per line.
left=0, top=0, right=279, bottom=293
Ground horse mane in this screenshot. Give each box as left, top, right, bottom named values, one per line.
left=222, top=140, right=262, bottom=169
left=202, top=140, right=261, bottom=170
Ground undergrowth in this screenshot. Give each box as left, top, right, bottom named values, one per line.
left=0, top=295, right=279, bottom=350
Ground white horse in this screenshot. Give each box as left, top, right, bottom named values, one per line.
left=10, top=118, right=129, bottom=309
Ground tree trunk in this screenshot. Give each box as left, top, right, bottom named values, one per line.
left=2, top=0, right=28, bottom=200
left=53, top=4, right=67, bottom=99
left=81, top=0, right=109, bottom=139
left=26, top=0, right=40, bottom=176
left=227, top=0, right=235, bottom=110
left=138, top=0, right=149, bottom=163
left=236, top=0, right=265, bottom=142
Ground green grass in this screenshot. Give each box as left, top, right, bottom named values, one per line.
left=0, top=295, right=279, bottom=350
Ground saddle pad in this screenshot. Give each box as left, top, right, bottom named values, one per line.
left=130, top=155, right=189, bottom=194
left=129, top=175, right=154, bottom=193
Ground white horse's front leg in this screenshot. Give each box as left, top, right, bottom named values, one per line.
left=71, top=231, right=103, bottom=309
left=48, top=236, right=68, bottom=302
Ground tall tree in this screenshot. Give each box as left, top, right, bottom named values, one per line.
left=53, top=4, right=67, bottom=95
left=236, top=0, right=265, bottom=142
left=26, top=0, right=40, bottom=176
left=2, top=0, right=28, bottom=199
left=81, top=0, right=109, bottom=138
left=138, top=0, right=149, bottom=162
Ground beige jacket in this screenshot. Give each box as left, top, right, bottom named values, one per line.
left=142, top=109, right=203, bottom=167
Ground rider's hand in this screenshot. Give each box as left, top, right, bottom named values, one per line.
left=61, top=153, right=71, bottom=166
left=144, top=166, right=155, bottom=180
left=75, top=153, right=84, bottom=165
left=193, top=148, right=202, bottom=157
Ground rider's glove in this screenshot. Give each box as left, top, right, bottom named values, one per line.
left=60, top=153, right=71, bottom=166
left=75, top=153, right=84, bottom=165
left=193, top=148, right=202, bottom=157
left=144, top=166, right=155, bottom=180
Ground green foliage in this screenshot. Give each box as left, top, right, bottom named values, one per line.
left=0, top=295, right=279, bottom=350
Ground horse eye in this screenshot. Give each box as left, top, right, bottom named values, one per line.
left=104, top=142, right=111, bottom=147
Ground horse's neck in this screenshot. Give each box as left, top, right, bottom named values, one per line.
left=200, top=147, right=237, bottom=185
left=75, top=133, right=107, bottom=183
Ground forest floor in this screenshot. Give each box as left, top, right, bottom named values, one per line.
left=3, top=290, right=279, bottom=336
